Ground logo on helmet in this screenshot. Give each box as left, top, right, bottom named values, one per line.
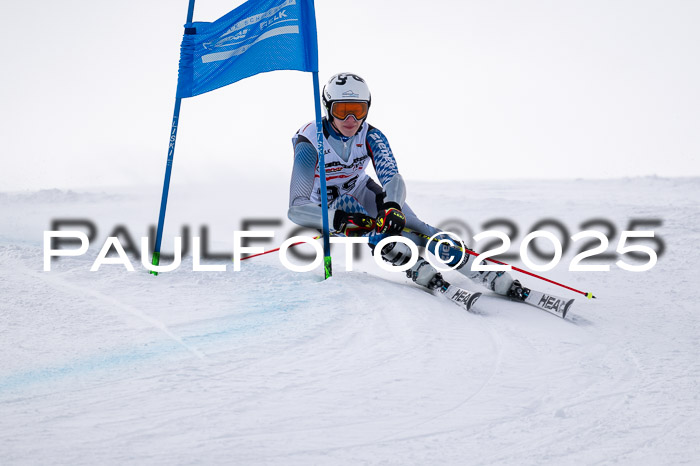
left=342, top=90, right=360, bottom=99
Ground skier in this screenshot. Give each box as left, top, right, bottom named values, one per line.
left=288, top=72, right=528, bottom=300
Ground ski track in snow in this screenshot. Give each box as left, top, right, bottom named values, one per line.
left=0, top=178, right=698, bottom=465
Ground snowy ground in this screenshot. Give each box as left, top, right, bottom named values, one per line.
left=0, top=177, right=698, bottom=465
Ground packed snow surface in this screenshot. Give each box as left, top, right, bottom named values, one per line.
left=0, top=177, right=698, bottom=465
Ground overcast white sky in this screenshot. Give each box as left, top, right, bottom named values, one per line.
left=1, top=0, right=699, bottom=191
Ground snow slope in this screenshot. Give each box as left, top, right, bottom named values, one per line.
left=0, top=177, right=698, bottom=465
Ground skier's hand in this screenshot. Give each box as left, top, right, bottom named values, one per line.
left=376, top=203, right=406, bottom=236
left=333, top=210, right=376, bottom=237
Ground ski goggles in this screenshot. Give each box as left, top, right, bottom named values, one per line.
left=330, top=101, right=369, bottom=121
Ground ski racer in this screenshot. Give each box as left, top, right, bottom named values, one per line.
left=287, top=72, right=528, bottom=300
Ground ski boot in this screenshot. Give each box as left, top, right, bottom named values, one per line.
left=406, top=258, right=447, bottom=291
left=507, top=279, right=531, bottom=302
left=379, top=241, right=446, bottom=290
left=379, top=240, right=482, bottom=311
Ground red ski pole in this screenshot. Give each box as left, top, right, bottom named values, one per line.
left=404, top=228, right=596, bottom=299
left=239, top=235, right=322, bottom=261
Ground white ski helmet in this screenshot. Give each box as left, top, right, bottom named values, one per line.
left=322, top=73, right=371, bottom=121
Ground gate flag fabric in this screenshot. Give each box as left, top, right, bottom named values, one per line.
left=176, top=0, right=319, bottom=98
left=153, top=0, right=332, bottom=279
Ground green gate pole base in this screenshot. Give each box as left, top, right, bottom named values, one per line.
left=324, top=256, right=332, bottom=279
left=150, top=252, right=160, bottom=276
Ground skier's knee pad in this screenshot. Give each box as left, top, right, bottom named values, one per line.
left=431, top=238, right=467, bottom=268
left=377, top=241, right=413, bottom=266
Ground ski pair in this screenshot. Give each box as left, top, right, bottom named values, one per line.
left=438, top=282, right=574, bottom=319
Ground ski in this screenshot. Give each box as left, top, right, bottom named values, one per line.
left=522, top=288, right=574, bottom=318
left=483, top=286, right=574, bottom=318
left=439, top=284, right=482, bottom=312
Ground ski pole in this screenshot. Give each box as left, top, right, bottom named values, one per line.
left=403, top=228, right=596, bottom=299
left=238, top=235, right=322, bottom=262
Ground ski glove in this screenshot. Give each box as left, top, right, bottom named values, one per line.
left=333, top=210, right=376, bottom=237
left=376, top=202, right=406, bottom=236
